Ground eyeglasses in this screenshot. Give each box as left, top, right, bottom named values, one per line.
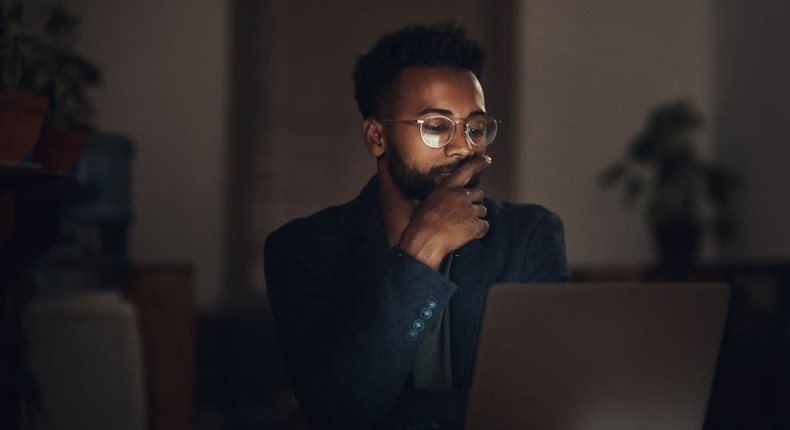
left=377, top=115, right=500, bottom=148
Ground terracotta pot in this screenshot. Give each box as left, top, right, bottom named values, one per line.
left=33, top=129, right=90, bottom=173
left=0, top=91, right=49, bottom=162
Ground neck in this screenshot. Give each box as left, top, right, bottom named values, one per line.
left=377, top=167, right=418, bottom=248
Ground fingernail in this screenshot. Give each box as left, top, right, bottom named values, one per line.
left=484, top=155, right=492, bottom=163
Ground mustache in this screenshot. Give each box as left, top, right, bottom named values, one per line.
left=430, top=157, right=482, bottom=188
left=430, top=157, right=469, bottom=175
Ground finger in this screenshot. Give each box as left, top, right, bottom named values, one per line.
left=474, top=203, right=488, bottom=219
left=475, top=219, right=490, bottom=239
left=444, top=154, right=492, bottom=188
left=466, top=188, right=484, bottom=204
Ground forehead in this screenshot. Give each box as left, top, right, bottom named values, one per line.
left=393, top=66, right=485, bottom=117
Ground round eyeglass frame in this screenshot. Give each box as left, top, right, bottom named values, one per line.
left=377, top=114, right=500, bottom=148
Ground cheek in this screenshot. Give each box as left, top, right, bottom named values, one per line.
left=391, top=127, right=423, bottom=150
left=388, top=133, right=429, bottom=161
left=386, top=129, right=456, bottom=169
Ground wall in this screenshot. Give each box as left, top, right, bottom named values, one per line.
left=517, top=0, right=715, bottom=266
left=66, top=0, right=229, bottom=308
left=714, top=0, right=790, bottom=261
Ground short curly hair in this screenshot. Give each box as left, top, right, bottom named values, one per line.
left=352, top=22, right=487, bottom=118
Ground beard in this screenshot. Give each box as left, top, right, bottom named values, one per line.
left=386, top=143, right=482, bottom=201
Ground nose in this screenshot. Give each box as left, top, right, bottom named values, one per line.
left=444, top=122, right=475, bottom=159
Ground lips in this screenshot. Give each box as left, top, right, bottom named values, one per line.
left=432, top=160, right=463, bottom=182
left=439, top=160, right=464, bottom=174
left=432, top=172, right=450, bottom=185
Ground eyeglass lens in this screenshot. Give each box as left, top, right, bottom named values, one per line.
left=420, top=116, right=497, bottom=148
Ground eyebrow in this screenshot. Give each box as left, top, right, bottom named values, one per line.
left=416, top=107, right=488, bottom=118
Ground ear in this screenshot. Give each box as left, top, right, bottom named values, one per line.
left=362, top=118, right=386, bottom=158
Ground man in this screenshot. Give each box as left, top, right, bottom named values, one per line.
left=264, top=22, right=569, bottom=429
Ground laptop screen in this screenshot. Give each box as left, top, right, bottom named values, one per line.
left=466, top=283, right=729, bottom=430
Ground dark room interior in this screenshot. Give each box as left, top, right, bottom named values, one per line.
left=1, top=0, right=788, bottom=429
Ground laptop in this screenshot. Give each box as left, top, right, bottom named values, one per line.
left=465, top=283, right=730, bottom=430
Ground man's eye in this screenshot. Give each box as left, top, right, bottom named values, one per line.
left=423, top=122, right=451, bottom=134
left=468, top=128, right=484, bottom=138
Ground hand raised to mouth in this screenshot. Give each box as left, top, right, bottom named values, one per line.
left=398, top=154, right=492, bottom=270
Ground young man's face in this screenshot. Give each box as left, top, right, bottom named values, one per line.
left=380, top=66, right=488, bottom=201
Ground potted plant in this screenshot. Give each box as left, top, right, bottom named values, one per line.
left=0, top=0, right=48, bottom=163
left=30, top=5, right=101, bottom=172
left=599, top=99, right=740, bottom=268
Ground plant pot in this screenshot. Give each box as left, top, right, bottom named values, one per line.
left=33, top=129, right=91, bottom=173
left=652, top=219, right=702, bottom=268
left=0, top=91, right=49, bottom=163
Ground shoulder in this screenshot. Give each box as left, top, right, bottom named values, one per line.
left=483, top=199, right=570, bottom=282
left=267, top=177, right=379, bottom=249
left=487, top=200, right=558, bottom=220
left=263, top=201, right=362, bottom=298
left=266, top=202, right=355, bottom=252
left=485, top=200, right=565, bottom=238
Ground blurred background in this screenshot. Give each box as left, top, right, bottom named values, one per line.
left=1, top=0, right=788, bottom=429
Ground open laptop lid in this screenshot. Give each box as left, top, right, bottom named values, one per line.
left=465, top=283, right=730, bottom=430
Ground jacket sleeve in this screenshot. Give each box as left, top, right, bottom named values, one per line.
left=264, top=228, right=462, bottom=429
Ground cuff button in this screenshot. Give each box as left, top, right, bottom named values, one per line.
left=426, top=296, right=439, bottom=309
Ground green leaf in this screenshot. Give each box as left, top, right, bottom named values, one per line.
left=706, top=164, right=740, bottom=206
left=624, top=177, right=643, bottom=205
left=598, top=162, right=626, bottom=187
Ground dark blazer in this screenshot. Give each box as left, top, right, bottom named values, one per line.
left=264, top=175, right=570, bottom=430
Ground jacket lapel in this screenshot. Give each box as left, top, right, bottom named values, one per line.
left=347, top=176, right=391, bottom=294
